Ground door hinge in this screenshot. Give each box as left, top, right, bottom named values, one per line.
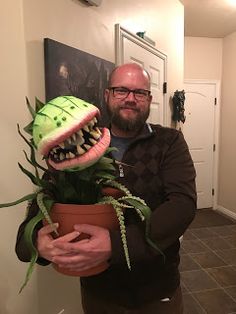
left=213, top=144, right=216, bottom=151
left=163, top=82, right=167, bottom=94
left=214, top=98, right=217, bottom=105
left=212, top=188, right=215, bottom=196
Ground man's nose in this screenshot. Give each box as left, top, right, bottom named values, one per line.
left=126, top=91, right=136, bottom=101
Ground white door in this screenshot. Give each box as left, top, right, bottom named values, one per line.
left=115, top=24, right=167, bottom=126
left=183, top=81, right=217, bottom=209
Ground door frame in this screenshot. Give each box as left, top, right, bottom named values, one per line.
left=115, top=24, right=168, bottom=126
left=184, top=79, right=221, bottom=210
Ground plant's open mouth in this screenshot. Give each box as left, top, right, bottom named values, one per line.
left=48, top=116, right=102, bottom=163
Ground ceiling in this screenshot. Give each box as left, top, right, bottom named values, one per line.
left=179, top=0, right=236, bottom=38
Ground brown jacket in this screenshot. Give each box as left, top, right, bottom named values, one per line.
left=80, top=124, right=196, bottom=307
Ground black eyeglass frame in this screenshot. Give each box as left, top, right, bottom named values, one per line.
left=108, top=87, right=151, bottom=101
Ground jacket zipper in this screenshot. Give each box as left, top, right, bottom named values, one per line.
left=118, top=164, right=124, bottom=177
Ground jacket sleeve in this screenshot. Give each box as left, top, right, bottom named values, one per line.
left=109, top=130, right=196, bottom=265
left=149, top=130, right=196, bottom=248
left=15, top=200, right=50, bottom=265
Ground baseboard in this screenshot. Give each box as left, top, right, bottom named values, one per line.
left=217, top=205, right=236, bottom=221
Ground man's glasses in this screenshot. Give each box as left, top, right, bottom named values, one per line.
left=108, top=87, right=151, bottom=101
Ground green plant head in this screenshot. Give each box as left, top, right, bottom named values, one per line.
left=32, top=96, right=111, bottom=172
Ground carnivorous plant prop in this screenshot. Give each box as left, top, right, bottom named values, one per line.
left=0, top=96, right=163, bottom=292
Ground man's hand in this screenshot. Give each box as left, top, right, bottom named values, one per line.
left=52, top=224, right=112, bottom=271
left=36, top=223, right=80, bottom=262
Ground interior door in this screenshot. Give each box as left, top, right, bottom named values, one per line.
left=183, top=81, right=216, bottom=209
left=115, top=24, right=167, bottom=126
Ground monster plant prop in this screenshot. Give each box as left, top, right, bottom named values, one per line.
left=0, top=96, right=162, bottom=292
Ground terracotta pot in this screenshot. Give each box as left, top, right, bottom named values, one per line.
left=101, top=186, right=124, bottom=199
left=49, top=202, right=119, bottom=277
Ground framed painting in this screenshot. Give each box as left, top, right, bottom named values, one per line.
left=44, top=38, right=115, bottom=125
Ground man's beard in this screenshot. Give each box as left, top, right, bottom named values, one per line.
left=107, top=103, right=150, bottom=132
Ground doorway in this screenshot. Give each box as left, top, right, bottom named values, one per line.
left=183, top=80, right=220, bottom=209
left=115, top=24, right=167, bottom=126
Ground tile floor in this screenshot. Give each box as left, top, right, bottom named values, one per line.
left=181, top=209, right=236, bottom=314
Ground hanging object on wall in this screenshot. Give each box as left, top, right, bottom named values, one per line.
left=172, top=90, right=186, bottom=123
left=82, top=0, right=102, bottom=6
left=136, top=32, right=156, bottom=46
left=44, top=38, right=115, bottom=126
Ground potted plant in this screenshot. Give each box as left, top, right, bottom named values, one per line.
left=0, top=96, right=162, bottom=292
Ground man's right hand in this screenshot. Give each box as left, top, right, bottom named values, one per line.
left=36, top=224, right=80, bottom=261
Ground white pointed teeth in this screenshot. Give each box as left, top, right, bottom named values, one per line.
left=59, top=152, right=65, bottom=161
left=84, top=144, right=91, bottom=150
left=67, top=137, right=72, bottom=145
left=89, top=138, right=97, bottom=145
left=77, top=136, right=85, bottom=146
left=69, top=152, right=76, bottom=158
left=95, top=127, right=102, bottom=135
left=65, top=152, right=76, bottom=159
left=83, top=125, right=90, bottom=132
left=50, top=116, right=101, bottom=162
left=78, top=130, right=83, bottom=137
left=90, top=130, right=100, bottom=140
left=58, top=142, right=65, bottom=149
left=71, top=133, right=77, bottom=142
left=77, top=145, right=86, bottom=155
left=83, top=116, right=98, bottom=133
left=88, top=120, right=95, bottom=129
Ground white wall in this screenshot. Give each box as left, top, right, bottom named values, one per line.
left=219, top=31, right=236, bottom=213
left=0, top=0, right=184, bottom=313
left=184, top=36, right=223, bottom=80
left=184, top=35, right=236, bottom=216
left=0, top=1, right=38, bottom=313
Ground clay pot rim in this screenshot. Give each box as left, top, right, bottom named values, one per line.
left=52, top=202, right=115, bottom=214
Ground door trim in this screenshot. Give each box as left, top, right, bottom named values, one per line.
left=115, top=24, right=168, bottom=126
left=184, top=79, right=221, bottom=210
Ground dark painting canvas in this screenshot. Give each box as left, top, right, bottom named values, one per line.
left=44, top=38, right=115, bottom=126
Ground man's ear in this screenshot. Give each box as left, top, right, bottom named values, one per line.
left=149, top=94, right=153, bottom=104
left=104, top=88, right=109, bottom=103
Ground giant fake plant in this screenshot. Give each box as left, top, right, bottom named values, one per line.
left=0, top=96, right=163, bottom=292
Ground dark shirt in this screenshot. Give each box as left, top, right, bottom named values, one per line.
left=110, top=134, right=133, bottom=161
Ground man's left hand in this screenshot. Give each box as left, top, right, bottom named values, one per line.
left=52, top=224, right=112, bottom=271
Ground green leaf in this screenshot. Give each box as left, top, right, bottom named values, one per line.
left=17, top=125, right=47, bottom=172
left=121, top=197, right=151, bottom=218
left=37, top=193, right=58, bottom=234
left=19, top=208, right=44, bottom=293
left=95, top=162, right=116, bottom=172
left=106, top=147, right=118, bottom=154
left=0, top=193, right=36, bottom=208
left=145, top=237, right=165, bottom=260
left=94, top=171, right=116, bottom=181
left=98, top=156, right=114, bottom=164
left=35, top=97, right=45, bottom=112
left=23, top=121, right=34, bottom=136
left=18, top=163, right=41, bottom=186
left=19, top=251, right=38, bottom=293
left=25, top=97, right=36, bottom=119
left=23, top=150, right=40, bottom=178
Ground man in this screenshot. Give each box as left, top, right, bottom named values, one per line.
left=16, top=63, right=196, bottom=313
